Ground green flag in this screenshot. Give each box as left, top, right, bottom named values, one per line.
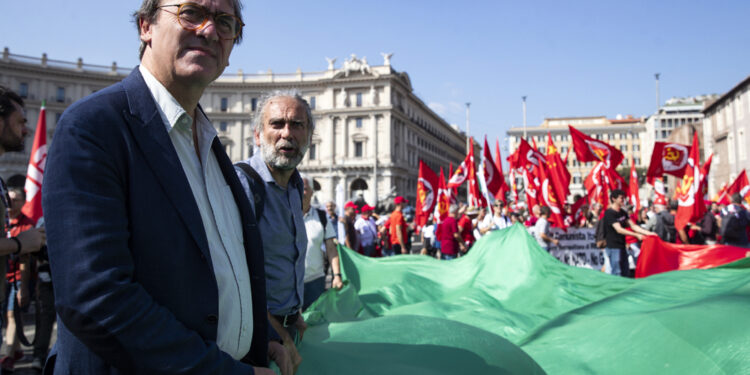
left=300, top=224, right=750, bottom=374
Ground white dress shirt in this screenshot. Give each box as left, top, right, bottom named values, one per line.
left=140, top=65, right=253, bottom=360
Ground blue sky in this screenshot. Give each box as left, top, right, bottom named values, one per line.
left=3, top=0, right=749, bottom=154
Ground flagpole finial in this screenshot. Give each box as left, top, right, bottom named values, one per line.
left=41, top=99, right=46, bottom=108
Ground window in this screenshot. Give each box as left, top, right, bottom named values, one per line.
left=219, top=122, right=228, bottom=132
left=309, top=96, right=316, bottom=110
left=309, top=143, right=316, bottom=160
left=561, top=146, right=568, bottom=154
left=55, top=112, right=62, bottom=125
left=220, top=97, right=228, bottom=112
left=661, top=130, right=667, bottom=138
left=633, top=132, right=639, bottom=139
left=356, top=118, right=363, bottom=128
left=18, top=83, right=28, bottom=98
left=634, top=157, right=640, bottom=165
left=56, top=87, right=65, bottom=103
left=620, top=145, right=627, bottom=152
left=356, top=93, right=362, bottom=107
left=354, top=141, right=363, bottom=157
left=634, top=145, right=640, bottom=151
left=251, top=98, right=257, bottom=111
left=607, top=134, right=613, bottom=140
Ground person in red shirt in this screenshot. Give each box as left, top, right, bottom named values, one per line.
left=2, top=187, right=35, bottom=371
left=457, top=205, right=477, bottom=252
left=436, top=204, right=465, bottom=260
left=387, top=196, right=409, bottom=255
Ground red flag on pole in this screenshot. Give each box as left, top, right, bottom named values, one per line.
left=433, top=167, right=450, bottom=223
left=714, top=182, right=728, bottom=204
left=724, top=170, right=750, bottom=205
left=538, top=163, right=567, bottom=229
left=628, top=158, right=641, bottom=214
left=546, top=132, right=571, bottom=204
left=522, top=166, right=540, bottom=209
left=494, top=139, right=509, bottom=202
left=482, top=136, right=502, bottom=196
left=466, top=138, right=485, bottom=207
left=22, top=102, right=48, bottom=225
left=700, top=154, right=713, bottom=203
left=416, top=160, right=439, bottom=229
left=568, top=125, right=624, bottom=169
left=448, top=163, right=458, bottom=205
left=675, top=131, right=705, bottom=231
left=645, top=142, right=691, bottom=184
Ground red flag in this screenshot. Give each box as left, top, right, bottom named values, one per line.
left=416, top=160, right=439, bottom=229
left=448, top=163, right=458, bottom=205
left=466, top=138, right=485, bottom=207
left=584, top=162, right=609, bottom=211
left=522, top=166, right=540, bottom=208
left=546, top=132, right=570, bottom=204
left=645, top=142, right=691, bottom=184
left=724, top=170, right=750, bottom=205
left=538, top=164, right=567, bottom=229
left=675, top=131, right=705, bottom=231
left=511, top=138, right=546, bottom=171
left=653, top=177, right=667, bottom=205
left=568, top=125, right=624, bottom=169
left=433, top=167, right=450, bottom=223
left=494, top=139, right=509, bottom=202
left=714, top=182, right=728, bottom=204
left=636, top=236, right=749, bottom=278
left=700, top=154, right=713, bottom=202
left=22, top=103, right=48, bottom=224
left=628, top=158, right=640, bottom=214
left=482, top=136, right=502, bottom=196
left=567, top=195, right=588, bottom=227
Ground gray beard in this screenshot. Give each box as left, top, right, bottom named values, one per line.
left=259, top=136, right=308, bottom=171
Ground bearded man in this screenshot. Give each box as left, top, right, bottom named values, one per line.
left=235, top=90, right=313, bottom=373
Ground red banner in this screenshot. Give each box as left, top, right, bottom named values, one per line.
left=22, top=104, right=48, bottom=224
left=645, top=142, right=691, bottom=184
left=636, top=235, right=750, bottom=278
left=725, top=170, right=750, bottom=205
left=416, top=160, right=439, bottom=229
left=628, top=158, right=640, bottom=214
left=546, top=132, right=571, bottom=204
left=482, top=136, right=502, bottom=197
left=568, top=125, right=624, bottom=169
left=433, top=167, right=450, bottom=223
left=675, top=132, right=705, bottom=231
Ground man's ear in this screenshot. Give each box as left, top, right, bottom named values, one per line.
left=139, top=17, right=154, bottom=45
left=254, top=127, right=261, bottom=146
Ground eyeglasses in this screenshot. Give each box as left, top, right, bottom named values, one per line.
left=158, top=3, right=244, bottom=40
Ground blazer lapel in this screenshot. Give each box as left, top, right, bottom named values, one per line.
left=120, top=69, right=212, bottom=264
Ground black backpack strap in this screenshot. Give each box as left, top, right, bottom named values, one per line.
left=316, top=208, right=328, bottom=229
left=234, top=161, right=266, bottom=222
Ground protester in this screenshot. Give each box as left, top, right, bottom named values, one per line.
left=42, top=1, right=274, bottom=372
left=325, top=201, right=339, bottom=240
left=342, top=201, right=360, bottom=252
left=236, top=90, right=318, bottom=373
left=1, top=187, right=36, bottom=372
left=700, top=202, right=720, bottom=245
left=436, top=205, right=465, bottom=260
left=651, top=199, right=678, bottom=243
left=602, top=190, right=656, bottom=276
left=586, top=202, right=602, bottom=228
left=720, top=193, right=750, bottom=248
left=492, top=200, right=512, bottom=230
left=526, top=204, right=541, bottom=227
left=420, top=216, right=437, bottom=256
left=458, top=206, right=477, bottom=252
left=474, top=207, right=493, bottom=239
left=534, top=206, right=559, bottom=252
left=388, top=196, right=409, bottom=255
left=355, top=205, right=378, bottom=257
left=300, top=174, right=342, bottom=311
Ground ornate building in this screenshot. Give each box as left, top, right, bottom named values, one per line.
left=0, top=48, right=468, bottom=205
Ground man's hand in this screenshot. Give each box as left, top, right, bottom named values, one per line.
left=268, top=340, right=292, bottom=375
left=552, top=239, right=560, bottom=246
left=253, top=366, right=277, bottom=375
left=16, top=228, right=46, bottom=254
left=331, top=274, right=343, bottom=289
left=295, top=313, right=307, bottom=342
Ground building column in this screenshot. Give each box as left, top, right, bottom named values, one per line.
left=371, top=114, right=378, bottom=205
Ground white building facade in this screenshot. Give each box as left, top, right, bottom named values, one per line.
left=0, top=49, right=468, bottom=206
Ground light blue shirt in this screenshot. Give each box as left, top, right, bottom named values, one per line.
left=139, top=65, right=253, bottom=360
left=236, top=153, right=307, bottom=316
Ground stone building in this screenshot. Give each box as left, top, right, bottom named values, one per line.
left=0, top=48, right=469, bottom=206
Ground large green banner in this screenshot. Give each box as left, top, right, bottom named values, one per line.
left=299, top=224, right=750, bottom=374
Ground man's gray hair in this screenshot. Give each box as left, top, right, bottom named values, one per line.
left=449, top=204, right=458, bottom=214
left=252, top=89, right=315, bottom=141
left=133, top=0, right=244, bottom=59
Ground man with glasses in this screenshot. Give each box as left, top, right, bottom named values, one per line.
left=43, top=1, right=274, bottom=373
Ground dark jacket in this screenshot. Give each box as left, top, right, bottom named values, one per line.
left=42, top=69, right=268, bottom=374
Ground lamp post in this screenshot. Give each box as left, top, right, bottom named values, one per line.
left=522, top=96, right=527, bottom=140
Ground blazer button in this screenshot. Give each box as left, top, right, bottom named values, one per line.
left=206, top=314, right=218, bottom=324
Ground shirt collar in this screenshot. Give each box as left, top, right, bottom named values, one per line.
left=139, top=65, right=191, bottom=133
left=249, top=153, right=303, bottom=190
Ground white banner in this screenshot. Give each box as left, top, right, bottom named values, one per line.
left=547, top=227, right=605, bottom=270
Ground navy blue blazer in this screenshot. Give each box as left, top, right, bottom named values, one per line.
left=42, top=69, right=268, bottom=374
